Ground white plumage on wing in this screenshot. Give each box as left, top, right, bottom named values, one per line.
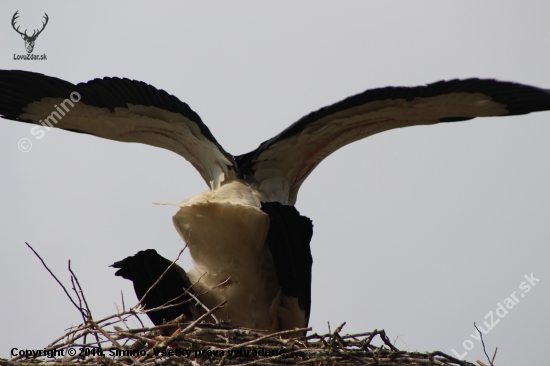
left=1, top=70, right=549, bottom=332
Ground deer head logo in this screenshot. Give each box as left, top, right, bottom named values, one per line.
left=12, top=11, right=49, bottom=54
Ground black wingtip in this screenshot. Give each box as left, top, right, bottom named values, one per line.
left=235, top=78, right=550, bottom=177
left=0, top=69, right=235, bottom=165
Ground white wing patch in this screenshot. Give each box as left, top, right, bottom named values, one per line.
left=253, top=93, right=507, bottom=205
left=20, top=98, right=235, bottom=189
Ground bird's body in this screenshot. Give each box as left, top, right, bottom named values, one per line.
left=1, top=70, right=549, bottom=332
left=174, top=181, right=277, bottom=330
left=171, top=180, right=311, bottom=331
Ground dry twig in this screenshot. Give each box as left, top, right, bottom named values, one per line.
left=4, top=243, right=478, bottom=366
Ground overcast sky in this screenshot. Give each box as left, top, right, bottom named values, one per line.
left=1, top=2, right=549, bottom=364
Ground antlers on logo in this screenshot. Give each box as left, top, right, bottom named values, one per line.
left=12, top=11, right=49, bottom=54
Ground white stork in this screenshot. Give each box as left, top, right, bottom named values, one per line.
left=1, top=70, right=549, bottom=332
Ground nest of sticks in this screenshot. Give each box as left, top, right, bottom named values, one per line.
left=2, top=315, right=477, bottom=366
left=1, top=244, right=483, bottom=366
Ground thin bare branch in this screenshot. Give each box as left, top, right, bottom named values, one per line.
left=24, top=242, right=82, bottom=315
left=474, top=322, right=493, bottom=366
left=134, top=245, right=187, bottom=309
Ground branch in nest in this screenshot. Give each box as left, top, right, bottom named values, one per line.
left=9, top=242, right=479, bottom=366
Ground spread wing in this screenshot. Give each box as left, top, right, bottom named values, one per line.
left=0, top=70, right=236, bottom=189
left=236, top=79, right=550, bottom=205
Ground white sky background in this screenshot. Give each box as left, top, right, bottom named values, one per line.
left=0, top=1, right=549, bottom=364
